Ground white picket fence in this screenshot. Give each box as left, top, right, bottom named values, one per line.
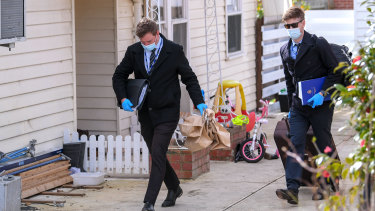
left=63, top=129, right=149, bottom=177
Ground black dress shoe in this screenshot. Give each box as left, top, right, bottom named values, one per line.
left=142, top=202, right=155, bottom=211
left=161, top=186, right=183, bottom=207
left=276, top=189, right=299, bottom=204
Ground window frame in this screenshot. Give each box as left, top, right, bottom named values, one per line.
left=153, top=0, right=190, bottom=59
left=0, top=0, right=26, bottom=48
left=225, top=0, right=243, bottom=59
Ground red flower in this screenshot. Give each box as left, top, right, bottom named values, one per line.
left=361, top=139, right=365, bottom=147
left=322, top=170, right=330, bottom=178
left=353, top=56, right=361, bottom=63
left=324, top=146, right=332, bottom=154
left=347, top=85, right=356, bottom=89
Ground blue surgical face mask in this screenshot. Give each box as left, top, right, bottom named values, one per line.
left=287, top=28, right=301, bottom=40
left=141, top=42, right=156, bottom=51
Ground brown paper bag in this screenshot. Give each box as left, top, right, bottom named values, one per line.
left=205, top=109, right=231, bottom=150
left=179, top=115, right=213, bottom=151
left=179, top=115, right=204, bottom=138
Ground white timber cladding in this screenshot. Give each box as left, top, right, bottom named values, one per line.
left=354, top=0, right=374, bottom=43
left=75, top=0, right=119, bottom=136
left=117, top=0, right=136, bottom=137
left=0, top=0, right=75, bottom=154
left=190, top=0, right=257, bottom=111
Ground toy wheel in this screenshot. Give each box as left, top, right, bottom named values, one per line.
left=240, top=138, right=265, bottom=163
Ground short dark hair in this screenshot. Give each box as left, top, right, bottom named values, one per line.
left=282, top=6, right=305, bottom=22
left=136, top=17, right=158, bottom=38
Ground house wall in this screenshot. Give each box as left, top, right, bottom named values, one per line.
left=0, top=0, right=76, bottom=154
left=116, top=0, right=137, bottom=136
left=189, top=0, right=258, bottom=111
left=334, top=0, right=353, bottom=9
left=75, top=0, right=119, bottom=136
left=354, top=0, right=372, bottom=43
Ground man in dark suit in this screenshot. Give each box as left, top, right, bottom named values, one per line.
left=112, top=18, right=207, bottom=211
left=275, top=7, right=340, bottom=204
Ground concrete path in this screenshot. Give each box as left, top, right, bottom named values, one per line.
left=31, top=109, right=356, bottom=211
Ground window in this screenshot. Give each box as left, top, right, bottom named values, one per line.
left=150, top=0, right=189, bottom=56
left=226, top=0, right=242, bottom=57
left=0, top=0, right=26, bottom=48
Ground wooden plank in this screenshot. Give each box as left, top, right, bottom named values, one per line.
left=262, top=56, right=282, bottom=70
left=81, top=135, right=89, bottom=171
left=77, top=108, right=116, bottom=121
left=107, top=135, right=114, bottom=173
left=0, top=48, right=72, bottom=71
left=76, top=40, right=115, bottom=53
left=27, top=10, right=72, bottom=26
left=141, top=138, right=149, bottom=175
left=22, top=175, right=73, bottom=199
left=0, top=110, right=74, bottom=141
left=133, top=133, right=140, bottom=174
left=40, top=192, right=85, bottom=197
left=76, top=120, right=117, bottom=132
left=19, top=161, right=70, bottom=178
left=77, top=98, right=116, bottom=109
left=262, top=82, right=286, bottom=98
left=76, top=63, right=115, bottom=75
left=262, top=69, right=285, bottom=84
left=262, top=28, right=288, bottom=41
left=22, top=199, right=66, bottom=204
left=77, top=52, right=115, bottom=64
left=61, top=184, right=104, bottom=189
left=0, top=84, right=73, bottom=114
left=0, top=98, right=73, bottom=127
left=63, top=128, right=71, bottom=144
left=0, top=73, right=73, bottom=99
left=89, top=135, right=97, bottom=172
left=98, top=135, right=105, bottom=172
left=115, top=136, right=123, bottom=174
left=76, top=30, right=115, bottom=42
left=124, top=136, right=131, bottom=174
left=262, top=42, right=285, bottom=56
left=2, top=155, right=61, bottom=175
left=76, top=86, right=115, bottom=98
left=0, top=35, right=72, bottom=57
left=76, top=75, right=112, bottom=86
left=0, top=60, right=72, bottom=85
left=27, top=22, right=72, bottom=39
left=0, top=123, right=72, bottom=153
left=26, top=0, right=72, bottom=12
left=22, top=169, right=71, bottom=190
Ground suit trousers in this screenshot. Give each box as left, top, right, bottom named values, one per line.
left=140, top=114, right=180, bottom=205
left=286, top=102, right=334, bottom=190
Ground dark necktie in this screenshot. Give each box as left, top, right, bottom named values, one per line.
left=150, top=49, right=156, bottom=65
left=148, top=49, right=156, bottom=74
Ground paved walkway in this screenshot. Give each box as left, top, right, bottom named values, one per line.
left=31, top=109, right=356, bottom=211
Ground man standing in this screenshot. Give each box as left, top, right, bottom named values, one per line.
left=276, top=7, right=340, bottom=204
left=113, top=18, right=207, bottom=211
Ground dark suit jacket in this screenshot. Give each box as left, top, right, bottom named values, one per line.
left=112, top=34, right=204, bottom=126
left=280, top=31, right=339, bottom=110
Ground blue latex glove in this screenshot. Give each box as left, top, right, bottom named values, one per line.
left=307, top=93, right=324, bottom=108
left=288, top=111, right=291, bottom=119
left=197, top=103, right=208, bottom=115
left=122, top=99, right=134, bottom=112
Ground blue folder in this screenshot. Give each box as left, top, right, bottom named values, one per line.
left=298, top=76, right=331, bottom=106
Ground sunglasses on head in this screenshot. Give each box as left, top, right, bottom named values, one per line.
left=284, top=19, right=304, bottom=29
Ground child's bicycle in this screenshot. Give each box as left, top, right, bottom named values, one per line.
left=238, top=99, right=271, bottom=163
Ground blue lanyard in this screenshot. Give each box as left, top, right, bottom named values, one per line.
left=144, top=38, right=163, bottom=73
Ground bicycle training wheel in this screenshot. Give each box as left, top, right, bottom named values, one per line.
left=240, top=138, right=265, bottom=163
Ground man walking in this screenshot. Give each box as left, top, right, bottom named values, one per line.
left=276, top=7, right=340, bottom=204
left=113, top=18, right=207, bottom=211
